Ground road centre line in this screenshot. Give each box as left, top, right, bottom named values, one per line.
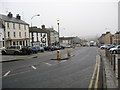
left=3, top=71, right=11, bottom=77
left=88, top=56, right=99, bottom=90
left=31, top=65, right=37, bottom=69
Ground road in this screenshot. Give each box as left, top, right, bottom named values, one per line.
left=2, top=47, right=103, bottom=88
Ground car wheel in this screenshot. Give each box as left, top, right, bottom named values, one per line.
left=14, top=51, right=19, bottom=55
left=112, top=51, right=117, bottom=54
left=2, top=51, right=6, bottom=55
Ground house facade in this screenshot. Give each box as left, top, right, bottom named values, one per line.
left=0, top=23, right=5, bottom=49
left=29, top=27, right=48, bottom=47
left=0, top=12, right=30, bottom=47
left=41, top=25, right=59, bottom=46
left=114, top=31, right=120, bottom=45
left=98, top=32, right=113, bottom=45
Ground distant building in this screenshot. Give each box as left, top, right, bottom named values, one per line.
left=60, top=36, right=81, bottom=46
left=0, top=23, right=5, bottom=49
left=98, top=32, right=113, bottom=45
left=114, top=31, right=120, bottom=45
left=41, top=25, right=59, bottom=46
left=0, top=12, right=30, bottom=47
left=29, top=27, right=48, bottom=47
left=118, top=1, right=120, bottom=30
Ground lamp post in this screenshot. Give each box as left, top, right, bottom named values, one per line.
left=57, top=20, right=60, bottom=47
left=31, top=14, right=40, bottom=46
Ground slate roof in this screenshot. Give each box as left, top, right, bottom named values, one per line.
left=60, top=37, right=75, bottom=40
left=29, top=27, right=47, bottom=33
left=0, top=14, right=29, bottom=25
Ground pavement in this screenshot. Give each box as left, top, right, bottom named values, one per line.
left=98, top=48, right=119, bottom=88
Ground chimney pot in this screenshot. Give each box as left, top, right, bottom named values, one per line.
left=16, top=14, right=21, bottom=20
left=7, top=12, right=13, bottom=18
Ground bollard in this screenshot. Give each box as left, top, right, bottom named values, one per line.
left=57, top=50, right=61, bottom=60
left=113, top=55, right=116, bottom=72
left=118, top=59, right=120, bottom=89
left=67, top=49, right=71, bottom=58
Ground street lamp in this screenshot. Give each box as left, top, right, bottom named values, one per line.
left=31, top=14, right=40, bottom=46
left=57, top=20, right=60, bottom=47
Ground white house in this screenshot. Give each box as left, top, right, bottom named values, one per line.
left=29, top=27, right=48, bottom=47
left=41, top=25, right=59, bottom=46
left=0, top=12, right=30, bottom=47
left=0, top=24, right=5, bottom=49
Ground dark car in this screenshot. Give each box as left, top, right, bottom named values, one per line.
left=20, top=46, right=32, bottom=55
left=30, top=46, right=38, bottom=53
left=36, top=46, right=44, bottom=52
left=44, top=46, right=54, bottom=51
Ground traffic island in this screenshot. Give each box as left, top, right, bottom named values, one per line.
left=51, top=50, right=75, bottom=60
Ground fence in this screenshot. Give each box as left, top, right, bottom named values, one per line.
left=105, top=49, right=120, bottom=88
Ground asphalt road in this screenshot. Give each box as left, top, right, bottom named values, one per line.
left=2, top=47, right=103, bottom=88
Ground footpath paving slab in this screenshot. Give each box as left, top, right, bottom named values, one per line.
left=98, top=48, right=118, bottom=88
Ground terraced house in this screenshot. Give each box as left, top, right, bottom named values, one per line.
left=0, top=12, right=30, bottom=47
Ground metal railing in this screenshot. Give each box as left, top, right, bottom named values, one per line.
left=105, top=49, right=120, bottom=88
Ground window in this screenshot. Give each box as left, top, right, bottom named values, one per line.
left=13, top=42, right=15, bottom=45
left=13, top=23, right=15, bottom=29
left=20, top=41, right=22, bottom=45
left=26, top=40, right=28, bottom=46
left=25, top=32, right=26, bottom=38
left=19, top=24, right=21, bottom=30
left=7, top=22, right=10, bottom=28
left=13, top=32, right=16, bottom=37
left=19, top=32, right=21, bottom=37
left=24, top=25, right=26, bottom=30
left=8, top=32, right=10, bottom=38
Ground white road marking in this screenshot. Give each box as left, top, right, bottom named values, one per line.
left=31, top=66, right=37, bottom=69
left=3, top=71, right=11, bottom=77
left=60, top=60, right=67, bottom=63
left=45, top=63, right=52, bottom=66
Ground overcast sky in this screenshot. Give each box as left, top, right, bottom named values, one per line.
left=0, top=0, right=119, bottom=40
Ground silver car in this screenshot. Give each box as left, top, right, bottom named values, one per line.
left=2, top=45, right=22, bottom=55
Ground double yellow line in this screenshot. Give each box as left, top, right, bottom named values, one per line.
left=88, top=55, right=101, bottom=90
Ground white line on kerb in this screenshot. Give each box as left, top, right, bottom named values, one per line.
left=45, top=63, right=52, bottom=66
left=4, top=71, right=11, bottom=77
left=31, top=66, right=37, bottom=69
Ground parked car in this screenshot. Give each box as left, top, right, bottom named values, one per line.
left=100, top=44, right=111, bottom=49
left=65, top=45, right=72, bottom=48
left=109, top=45, right=120, bottom=54
left=53, top=46, right=60, bottom=50
left=30, top=46, right=38, bottom=53
left=20, top=46, right=32, bottom=55
left=2, top=45, right=23, bottom=55
left=36, top=46, right=44, bottom=52
left=106, top=45, right=116, bottom=50
left=44, top=46, right=54, bottom=51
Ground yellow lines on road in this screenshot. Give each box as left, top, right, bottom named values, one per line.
left=88, top=57, right=98, bottom=89
left=88, top=55, right=101, bottom=90
left=94, top=57, right=100, bottom=89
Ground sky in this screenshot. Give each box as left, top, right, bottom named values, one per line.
left=0, top=0, right=119, bottom=40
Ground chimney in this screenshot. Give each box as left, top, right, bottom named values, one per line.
left=41, top=25, right=45, bottom=29
left=7, top=12, right=13, bottom=18
left=16, top=14, right=21, bottom=20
